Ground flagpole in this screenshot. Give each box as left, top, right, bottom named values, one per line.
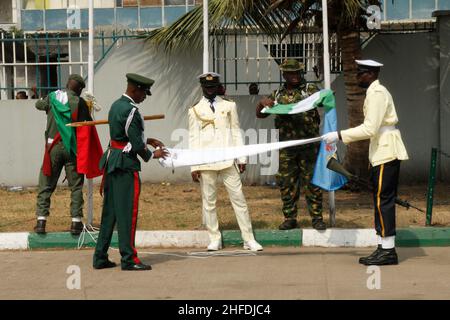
left=201, top=0, right=209, bottom=227
left=321, top=0, right=336, bottom=227
left=203, top=0, right=209, bottom=73
left=87, top=0, right=94, bottom=227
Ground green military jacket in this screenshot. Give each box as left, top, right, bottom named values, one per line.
left=99, top=94, right=152, bottom=173
left=269, top=82, right=321, bottom=141
left=36, top=89, right=91, bottom=142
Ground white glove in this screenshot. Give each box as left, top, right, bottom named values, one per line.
left=322, top=131, right=339, bottom=144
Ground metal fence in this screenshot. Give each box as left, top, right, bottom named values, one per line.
left=0, top=30, right=138, bottom=100
left=211, top=29, right=341, bottom=95
left=0, top=19, right=437, bottom=99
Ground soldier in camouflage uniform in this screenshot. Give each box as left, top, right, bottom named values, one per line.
left=256, top=59, right=326, bottom=230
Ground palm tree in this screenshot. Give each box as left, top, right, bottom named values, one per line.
left=147, top=0, right=381, bottom=179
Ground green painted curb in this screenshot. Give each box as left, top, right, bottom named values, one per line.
left=396, top=227, right=450, bottom=247
left=24, top=227, right=450, bottom=249
left=222, top=229, right=302, bottom=247
left=28, top=232, right=119, bottom=249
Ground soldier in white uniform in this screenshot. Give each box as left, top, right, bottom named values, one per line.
left=323, top=60, right=409, bottom=265
left=189, top=72, right=263, bottom=252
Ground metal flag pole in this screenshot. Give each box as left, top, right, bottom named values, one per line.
left=321, top=0, right=336, bottom=227
left=87, top=0, right=95, bottom=227
left=201, top=0, right=209, bottom=227
left=203, top=0, right=209, bottom=73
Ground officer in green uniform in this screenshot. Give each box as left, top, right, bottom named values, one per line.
left=93, top=73, right=168, bottom=271
left=256, top=59, right=326, bottom=230
left=34, top=74, right=91, bottom=235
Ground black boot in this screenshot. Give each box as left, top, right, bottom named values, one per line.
left=362, top=247, right=399, bottom=266
left=93, top=260, right=117, bottom=270
left=122, top=263, right=152, bottom=271
left=359, top=245, right=382, bottom=264
left=70, top=221, right=84, bottom=236
left=278, top=218, right=298, bottom=230
left=34, top=220, right=46, bottom=234
left=312, top=218, right=327, bottom=230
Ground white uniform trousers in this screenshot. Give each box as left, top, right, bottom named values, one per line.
left=199, top=165, right=255, bottom=243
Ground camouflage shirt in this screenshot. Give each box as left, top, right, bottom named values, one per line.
left=269, top=82, right=321, bottom=141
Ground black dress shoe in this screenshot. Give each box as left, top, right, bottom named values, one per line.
left=122, top=263, right=152, bottom=271
left=70, top=221, right=83, bottom=235
left=362, top=248, right=399, bottom=266
left=359, top=245, right=382, bottom=264
left=312, top=218, right=327, bottom=230
left=93, top=260, right=117, bottom=269
left=34, top=220, right=46, bottom=234
left=278, top=218, right=298, bottom=230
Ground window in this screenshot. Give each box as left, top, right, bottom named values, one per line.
left=439, top=0, right=450, bottom=9
left=94, top=0, right=115, bottom=7
left=386, top=0, right=410, bottom=20
left=0, top=0, right=13, bottom=23
left=117, top=7, right=138, bottom=28
left=43, top=0, right=67, bottom=9
left=140, top=0, right=162, bottom=6
left=67, top=0, right=114, bottom=8
left=164, top=6, right=186, bottom=24
left=140, top=7, right=162, bottom=28
left=123, top=0, right=138, bottom=6
left=412, top=0, right=435, bottom=19
left=165, top=0, right=190, bottom=5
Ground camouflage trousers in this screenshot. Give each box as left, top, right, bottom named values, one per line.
left=276, top=146, right=323, bottom=220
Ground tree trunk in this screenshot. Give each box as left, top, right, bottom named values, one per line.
left=339, top=31, right=370, bottom=180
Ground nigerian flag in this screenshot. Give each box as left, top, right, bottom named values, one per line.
left=49, top=90, right=77, bottom=157
left=263, top=89, right=347, bottom=191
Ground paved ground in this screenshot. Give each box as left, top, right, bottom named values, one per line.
left=1, top=247, right=450, bottom=300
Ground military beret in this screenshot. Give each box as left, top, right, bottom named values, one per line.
left=279, top=59, right=305, bottom=72
left=68, top=74, right=86, bottom=88
left=126, top=73, right=155, bottom=95
left=198, top=72, right=221, bottom=87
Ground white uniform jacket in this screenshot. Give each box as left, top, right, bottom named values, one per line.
left=340, top=80, right=409, bottom=166
left=189, top=96, right=246, bottom=172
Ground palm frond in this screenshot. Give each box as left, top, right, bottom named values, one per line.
left=146, top=0, right=382, bottom=52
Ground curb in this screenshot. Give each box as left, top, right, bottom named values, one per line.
left=0, top=232, right=29, bottom=250
left=1, top=228, right=449, bottom=251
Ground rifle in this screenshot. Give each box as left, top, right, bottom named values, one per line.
left=327, top=158, right=425, bottom=213
left=66, top=114, right=165, bottom=127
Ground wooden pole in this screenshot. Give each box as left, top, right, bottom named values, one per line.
left=67, top=114, right=165, bottom=127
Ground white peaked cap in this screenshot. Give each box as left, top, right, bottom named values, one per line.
left=197, top=71, right=221, bottom=79
left=355, top=59, right=384, bottom=67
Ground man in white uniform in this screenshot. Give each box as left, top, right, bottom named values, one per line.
left=189, top=72, right=263, bottom=252
left=323, top=60, right=408, bottom=265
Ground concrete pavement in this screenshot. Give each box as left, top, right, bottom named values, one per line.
left=1, top=247, right=450, bottom=300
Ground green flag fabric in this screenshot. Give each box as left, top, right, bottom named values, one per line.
left=262, top=89, right=335, bottom=114
left=49, top=90, right=77, bottom=157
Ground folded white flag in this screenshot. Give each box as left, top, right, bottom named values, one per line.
left=159, top=137, right=323, bottom=168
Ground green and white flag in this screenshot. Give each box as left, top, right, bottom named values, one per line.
left=49, top=90, right=77, bottom=157
left=262, top=89, right=335, bottom=114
